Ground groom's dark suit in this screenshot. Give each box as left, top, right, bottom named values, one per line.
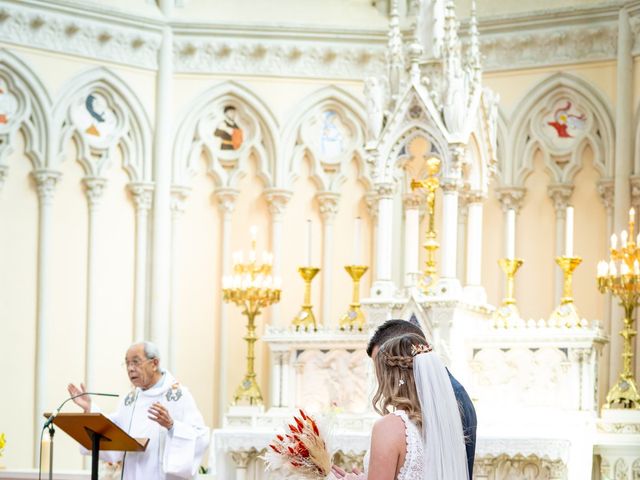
left=447, top=369, right=477, bottom=479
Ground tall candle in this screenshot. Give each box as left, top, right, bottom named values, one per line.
left=306, top=219, right=312, bottom=266
left=353, top=217, right=362, bottom=265
left=565, top=206, right=574, bottom=257
left=505, top=209, right=515, bottom=259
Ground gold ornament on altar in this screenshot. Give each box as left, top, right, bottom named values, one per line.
left=549, top=256, right=583, bottom=327
left=222, top=226, right=281, bottom=406
left=410, top=155, right=441, bottom=293
left=597, top=207, right=640, bottom=409
left=339, top=265, right=368, bottom=331
left=0, top=432, right=6, bottom=468
left=491, top=258, right=524, bottom=327
left=292, top=267, right=320, bottom=331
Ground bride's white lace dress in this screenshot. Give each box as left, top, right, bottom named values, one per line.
left=363, top=410, right=424, bottom=480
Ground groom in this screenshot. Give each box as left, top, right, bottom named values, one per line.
left=367, top=320, right=477, bottom=479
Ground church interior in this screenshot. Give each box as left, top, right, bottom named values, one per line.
left=1, top=0, right=640, bottom=478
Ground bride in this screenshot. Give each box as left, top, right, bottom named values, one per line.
left=332, top=333, right=469, bottom=480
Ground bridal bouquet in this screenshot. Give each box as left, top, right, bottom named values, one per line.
left=264, top=409, right=332, bottom=479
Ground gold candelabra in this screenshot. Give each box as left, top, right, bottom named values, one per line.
left=292, top=266, right=320, bottom=331
left=492, top=258, right=524, bottom=327
left=549, top=256, right=583, bottom=327
left=597, top=208, right=640, bottom=409
left=411, top=156, right=441, bottom=293
left=339, top=265, right=369, bottom=331
left=222, top=228, right=281, bottom=406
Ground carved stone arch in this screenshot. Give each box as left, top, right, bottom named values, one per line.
left=173, top=80, right=278, bottom=190
left=465, top=132, right=488, bottom=192
left=281, top=85, right=369, bottom=193
left=384, top=123, right=449, bottom=193
left=509, top=72, right=614, bottom=188
left=493, top=109, right=509, bottom=184
left=53, top=67, right=152, bottom=182
left=0, top=49, right=51, bottom=182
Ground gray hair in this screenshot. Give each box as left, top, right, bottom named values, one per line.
left=129, top=341, right=161, bottom=363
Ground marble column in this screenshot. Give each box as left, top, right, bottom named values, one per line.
left=611, top=7, right=634, bottom=388
left=83, top=177, right=107, bottom=391
left=32, top=169, right=60, bottom=465
left=464, top=191, right=487, bottom=304
left=371, top=183, right=395, bottom=298
left=150, top=24, right=174, bottom=360
left=548, top=183, right=574, bottom=306
left=403, top=193, right=421, bottom=291
left=129, top=183, right=153, bottom=343
left=264, top=188, right=292, bottom=327
left=317, top=192, right=340, bottom=326
left=214, top=188, right=238, bottom=420
left=630, top=177, right=640, bottom=378
left=168, top=187, right=189, bottom=373
left=365, top=190, right=379, bottom=281
left=230, top=449, right=257, bottom=480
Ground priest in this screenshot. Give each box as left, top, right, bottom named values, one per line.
left=67, top=341, right=209, bottom=479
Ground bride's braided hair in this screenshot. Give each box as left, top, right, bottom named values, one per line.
left=372, top=333, right=432, bottom=428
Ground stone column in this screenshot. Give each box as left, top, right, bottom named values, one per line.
left=230, top=449, right=257, bottom=480
left=150, top=23, right=174, bottom=360
left=457, top=192, right=469, bottom=283
left=264, top=189, right=292, bottom=327
left=129, top=183, right=153, bottom=343
left=371, top=183, right=395, bottom=298
left=631, top=177, right=640, bottom=378
left=464, top=191, right=486, bottom=304
left=598, top=179, right=614, bottom=405
left=403, top=193, right=421, bottom=290
left=611, top=7, right=634, bottom=388
left=215, top=188, right=238, bottom=420
left=548, top=183, right=574, bottom=306
left=496, top=187, right=526, bottom=299
left=168, top=187, right=189, bottom=373
left=438, top=178, right=461, bottom=295
left=317, top=192, right=340, bottom=326
left=83, top=177, right=107, bottom=390
left=365, top=190, right=379, bottom=281
left=32, top=169, right=60, bottom=464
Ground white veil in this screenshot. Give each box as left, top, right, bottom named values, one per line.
left=413, top=352, right=469, bottom=480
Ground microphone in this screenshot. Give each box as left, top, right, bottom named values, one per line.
left=43, top=392, right=119, bottom=430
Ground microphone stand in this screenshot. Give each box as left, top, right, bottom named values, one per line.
left=41, top=392, right=119, bottom=480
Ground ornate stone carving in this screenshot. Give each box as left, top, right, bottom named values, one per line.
left=615, top=458, right=628, bottom=479
left=83, top=177, right=106, bottom=208
left=214, top=187, right=239, bottom=217
left=598, top=178, right=615, bottom=211
left=128, top=183, right=153, bottom=212
left=0, top=3, right=160, bottom=69
left=316, top=192, right=340, bottom=223
left=365, top=190, right=379, bottom=222
left=547, top=183, right=574, bottom=213
left=375, top=182, right=395, bottom=199
left=630, top=176, right=640, bottom=210
left=170, top=186, right=190, bottom=216
left=495, top=187, right=526, bottom=213
left=33, top=169, right=61, bottom=205
left=0, top=164, right=7, bottom=190
left=466, top=190, right=486, bottom=205
left=263, top=188, right=292, bottom=219
left=403, top=192, right=422, bottom=211
left=480, top=22, right=616, bottom=72
left=230, top=448, right=258, bottom=469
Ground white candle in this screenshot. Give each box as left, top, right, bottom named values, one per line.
left=306, top=219, right=312, bottom=266
left=505, top=209, right=516, bottom=259
left=621, top=230, right=628, bottom=247
left=611, top=234, right=618, bottom=249
left=353, top=217, right=362, bottom=265
left=565, top=206, right=574, bottom=257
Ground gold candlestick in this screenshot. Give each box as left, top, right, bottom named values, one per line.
left=411, top=156, right=441, bottom=292
left=492, top=258, right=524, bottom=327
left=549, top=256, right=583, bottom=327
left=292, top=266, right=320, bottom=331
left=597, top=208, right=640, bottom=409
left=339, top=265, right=369, bottom=331
left=223, top=230, right=280, bottom=406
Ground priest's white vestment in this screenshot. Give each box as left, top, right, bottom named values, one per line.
left=87, top=371, right=209, bottom=479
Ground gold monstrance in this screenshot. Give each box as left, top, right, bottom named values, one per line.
left=597, top=208, right=640, bottom=409
left=410, top=156, right=441, bottom=292
left=223, top=227, right=281, bottom=406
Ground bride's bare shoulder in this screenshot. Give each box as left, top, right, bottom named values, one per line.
left=372, top=413, right=405, bottom=439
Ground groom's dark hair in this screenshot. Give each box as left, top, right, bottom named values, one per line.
left=366, top=319, right=426, bottom=357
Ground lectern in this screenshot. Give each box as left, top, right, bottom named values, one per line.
left=45, top=413, right=148, bottom=480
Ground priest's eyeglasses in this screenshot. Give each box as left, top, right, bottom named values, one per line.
left=123, top=359, right=153, bottom=369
